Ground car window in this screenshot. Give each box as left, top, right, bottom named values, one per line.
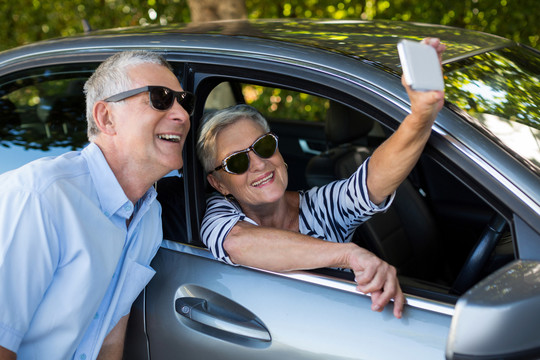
left=0, top=64, right=95, bottom=174
left=205, top=82, right=237, bottom=113
left=197, top=78, right=516, bottom=303
left=242, top=84, right=328, bottom=124
left=240, top=83, right=387, bottom=145
left=445, top=45, right=540, bottom=173
left=204, top=82, right=328, bottom=123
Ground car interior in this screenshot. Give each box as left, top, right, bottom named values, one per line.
left=195, top=80, right=516, bottom=303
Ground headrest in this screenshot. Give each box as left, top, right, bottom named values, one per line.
left=325, top=101, right=374, bottom=144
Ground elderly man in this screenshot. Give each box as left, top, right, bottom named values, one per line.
left=0, top=51, right=193, bottom=359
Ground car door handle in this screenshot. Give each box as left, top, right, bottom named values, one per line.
left=175, top=297, right=271, bottom=341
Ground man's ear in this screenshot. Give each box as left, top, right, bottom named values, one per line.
left=93, top=101, right=116, bottom=135
left=207, top=173, right=228, bottom=195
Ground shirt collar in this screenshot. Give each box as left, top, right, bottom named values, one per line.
left=82, top=143, right=157, bottom=219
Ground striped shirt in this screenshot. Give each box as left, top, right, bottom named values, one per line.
left=200, top=158, right=394, bottom=265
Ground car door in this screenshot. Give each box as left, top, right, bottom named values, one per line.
left=140, top=242, right=453, bottom=360
left=124, top=61, right=458, bottom=360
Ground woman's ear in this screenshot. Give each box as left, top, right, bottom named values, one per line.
left=207, top=172, right=228, bottom=195
left=93, top=101, right=116, bottom=136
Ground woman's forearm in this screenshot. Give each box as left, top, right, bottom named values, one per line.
left=224, top=221, right=355, bottom=271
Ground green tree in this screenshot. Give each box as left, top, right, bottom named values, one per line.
left=2, top=0, right=192, bottom=51
left=1, top=0, right=538, bottom=52
left=187, top=0, right=247, bottom=22
left=244, top=0, right=539, bottom=49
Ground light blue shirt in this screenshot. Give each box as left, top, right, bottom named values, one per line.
left=0, top=143, right=162, bottom=359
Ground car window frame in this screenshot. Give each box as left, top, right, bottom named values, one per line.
left=174, top=51, right=533, bottom=239
left=180, top=57, right=520, bottom=308
left=181, top=58, right=401, bottom=243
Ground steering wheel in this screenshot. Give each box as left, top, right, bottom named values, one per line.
left=451, top=213, right=507, bottom=294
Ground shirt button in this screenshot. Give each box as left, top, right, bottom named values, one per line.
left=80, top=354, right=87, bottom=360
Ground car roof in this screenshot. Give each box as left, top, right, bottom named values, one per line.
left=0, top=19, right=514, bottom=73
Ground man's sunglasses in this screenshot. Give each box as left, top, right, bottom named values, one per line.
left=211, top=132, right=278, bottom=175
left=105, top=86, right=195, bottom=115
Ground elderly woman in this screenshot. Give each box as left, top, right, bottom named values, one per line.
left=197, top=39, right=446, bottom=319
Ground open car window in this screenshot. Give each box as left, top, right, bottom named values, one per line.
left=196, top=78, right=516, bottom=304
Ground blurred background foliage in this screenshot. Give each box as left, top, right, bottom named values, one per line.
left=1, top=0, right=538, bottom=52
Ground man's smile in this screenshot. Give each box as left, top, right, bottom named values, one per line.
left=157, top=134, right=181, bottom=143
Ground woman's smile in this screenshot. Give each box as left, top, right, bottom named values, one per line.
left=251, top=171, right=274, bottom=187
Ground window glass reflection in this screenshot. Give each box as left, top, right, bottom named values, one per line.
left=0, top=65, right=96, bottom=173
left=445, top=46, right=540, bottom=170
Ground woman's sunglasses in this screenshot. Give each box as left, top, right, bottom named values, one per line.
left=105, top=86, right=196, bottom=115
left=211, top=132, right=278, bottom=175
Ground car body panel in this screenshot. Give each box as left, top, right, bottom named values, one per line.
left=447, top=260, right=540, bottom=359
left=143, top=242, right=452, bottom=360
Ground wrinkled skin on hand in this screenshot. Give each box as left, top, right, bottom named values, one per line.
left=348, top=246, right=405, bottom=319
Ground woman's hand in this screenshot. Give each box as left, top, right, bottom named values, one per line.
left=403, top=37, right=446, bottom=131
left=226, top=223, right=405, bottom=318
left=347, top=245, right=405, bottom=319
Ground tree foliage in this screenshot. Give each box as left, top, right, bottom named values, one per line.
left=1, top=0, right=538, bottom=52
left=187, top=0, right=247, bottom=22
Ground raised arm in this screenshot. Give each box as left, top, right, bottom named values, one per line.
left=367, top=38, right=446, bottom=204
left=224, top=221, right=404, bottom=318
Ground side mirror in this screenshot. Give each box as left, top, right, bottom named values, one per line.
left=446, top=260, right=540, bottom=359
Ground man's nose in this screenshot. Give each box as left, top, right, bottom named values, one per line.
left=169, top=98, right=190, bottom=122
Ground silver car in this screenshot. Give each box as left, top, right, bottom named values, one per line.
left=1, top=19, right=539, bottom=359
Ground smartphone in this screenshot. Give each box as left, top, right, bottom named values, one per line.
left=397, top=39, right=444, bottom=91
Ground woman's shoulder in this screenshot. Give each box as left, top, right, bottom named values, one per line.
left=206, top=193, right=243, bottom=213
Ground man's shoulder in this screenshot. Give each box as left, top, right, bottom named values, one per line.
left=0, top=150, right=88, bottom=194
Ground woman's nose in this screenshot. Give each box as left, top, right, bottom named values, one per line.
left=248, top=150, right=266, bottom=171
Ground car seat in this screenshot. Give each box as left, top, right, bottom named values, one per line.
left=305, top=101, right=448, bottom=283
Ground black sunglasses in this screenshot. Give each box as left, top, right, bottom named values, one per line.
left=211, top=132, right=278, bottom=175
left=105, top=86, right=195, bottom=115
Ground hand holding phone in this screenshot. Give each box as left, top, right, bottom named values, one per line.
left=397, top=39, right=444, bottom=91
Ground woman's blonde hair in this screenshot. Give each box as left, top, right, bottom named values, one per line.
left=197, top=104, right=270, bottom=173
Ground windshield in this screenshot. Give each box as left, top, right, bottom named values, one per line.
left=444, top=45, right=540, bottom=173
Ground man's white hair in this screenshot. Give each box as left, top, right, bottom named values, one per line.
left=83, top=51, right=173, bottom=141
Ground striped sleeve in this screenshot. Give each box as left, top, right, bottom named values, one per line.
left=299, top=157, right=395, bottom=243
left=200, top=194, right=257, bottom=265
